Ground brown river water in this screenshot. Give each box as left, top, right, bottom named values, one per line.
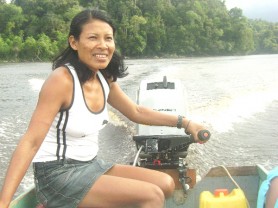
left=1, top=54, right=278, bottom=196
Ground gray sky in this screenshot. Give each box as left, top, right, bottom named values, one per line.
left=225, top=0, right=278, bottom=22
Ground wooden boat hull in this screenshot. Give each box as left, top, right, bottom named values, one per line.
left=10, top=165, right=268, bottom=208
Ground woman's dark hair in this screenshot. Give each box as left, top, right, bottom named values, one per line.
left=52, top=9, right=127, bottom=83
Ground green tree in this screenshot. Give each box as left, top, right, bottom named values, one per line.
left=36, top=33, right=58, bottom=61
left=0, top=3, right=25, bottom=37
left=251, top=20, right=278, bottom=54
left=1, top=0, right=277, bottom=61
left=200, top=0, right=230, bottom=55
left=227, top=7, right=254, bottom=54
left=107, top=0, right=143, bottom=56
left=54, top=31, right=68, bottom=54
left=9, top=35, right=23, bottom=60
left=20, top=36, right=38, bottom=61
left=12, top=0, right=80, bottom=39
left=0, top=36, right=11, bottom=60
left=125, top=15, right=147, bottom=56
left=79, top=0, right=108, bottom=10
left=144, top=14, right=166, bottom=56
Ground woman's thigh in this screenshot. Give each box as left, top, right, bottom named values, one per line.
left=106, top=164, right=175, bottom=195
left=78, top=164, right=175, bottom=208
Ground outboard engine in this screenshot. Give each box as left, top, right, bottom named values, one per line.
left=132, top=76, right=210, bottom=193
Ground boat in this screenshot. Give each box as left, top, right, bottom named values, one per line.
left=10, top=76, right=269, bottom=207
left=9, top=165, right=268, bottom=208
left=10, top=187, right=38, bottom=208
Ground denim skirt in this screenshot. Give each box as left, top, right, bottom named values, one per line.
left=33, top=157, right=114, bottom=208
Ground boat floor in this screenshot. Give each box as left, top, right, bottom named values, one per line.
left=165, top=165, right=267, bottom=208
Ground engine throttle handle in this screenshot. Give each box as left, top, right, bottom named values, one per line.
left=197, top=130, right=211, bottom=142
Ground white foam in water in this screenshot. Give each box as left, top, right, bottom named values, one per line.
left=0, top=121, right=11, bottom=138
left=208, top=90, right=278, bottom=133
left=0, top=126, right=4, bottom=138
left=28, top=78, right=44, bottom=92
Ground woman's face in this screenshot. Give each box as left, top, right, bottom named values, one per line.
left=70, top=19, right=115, bottom=72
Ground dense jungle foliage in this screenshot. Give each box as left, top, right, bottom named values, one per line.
left=0, top=0, right=277, bottom=62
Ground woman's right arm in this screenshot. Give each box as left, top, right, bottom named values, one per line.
left=0, top=67, right=72, bottom=208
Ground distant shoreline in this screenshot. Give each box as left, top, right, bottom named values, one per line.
left=1, top=53, right=277, bottom=64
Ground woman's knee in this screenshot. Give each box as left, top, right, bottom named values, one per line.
left=145, top=184, right=165, bottom=207
left=161, top=174, right=175, bottom=197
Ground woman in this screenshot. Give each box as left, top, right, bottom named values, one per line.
left=0, top=9, right=208, bottom=208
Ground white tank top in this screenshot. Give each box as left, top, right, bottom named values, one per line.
left=33, top=64, right=110, bottom=162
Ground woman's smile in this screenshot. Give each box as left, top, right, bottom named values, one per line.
left=93, top=53, right=109, bottom=61
left=70, top=19, right=115, bottom=71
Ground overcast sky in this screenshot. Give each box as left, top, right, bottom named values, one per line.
left=225, top=0, right=278, bottom=22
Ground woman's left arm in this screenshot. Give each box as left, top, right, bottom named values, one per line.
left=108, top=82, right=177, bottom=125
left=107, top=82, right=205, bottom=141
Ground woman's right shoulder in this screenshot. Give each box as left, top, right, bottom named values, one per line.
left=52, top=65, right=72, bottom=79
left=48, top=66, right=73, bottom=86
left=40, top=66, right=73, bottom=96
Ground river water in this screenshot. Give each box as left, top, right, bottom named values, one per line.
left=1, top=54, right=278, bottom=196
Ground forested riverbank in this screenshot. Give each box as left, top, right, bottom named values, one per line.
left=0, top=0, right=277, bottom=62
